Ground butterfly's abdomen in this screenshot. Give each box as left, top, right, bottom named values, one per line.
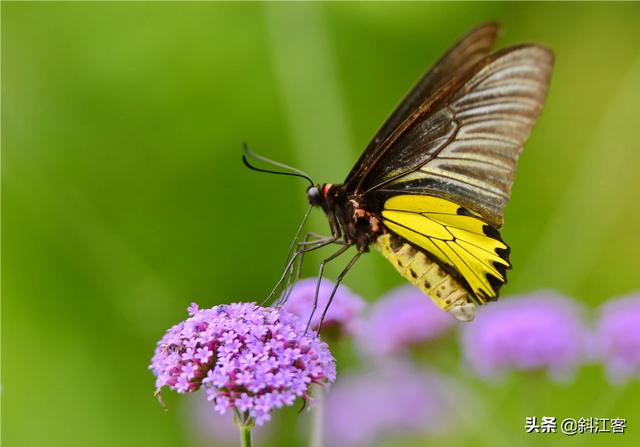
left=375, top=233, right=476, bottom=321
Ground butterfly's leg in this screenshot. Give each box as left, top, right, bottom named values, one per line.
left=281, top=233, right=348, bottom=305
left=265, top=236, right=336, bottom=305
left=296, top=232, right=332, bottom=246
left=263, top=235, right=340, bottom=305
left=286, top=233, right=331, bottom=289
left=278, top=205, right=314, bottom=280
left=280, top=211, right=346, bottom=304
left=316, top=250, right=363, bottom=335
left=280, top=232, right=327, bottom=305
left=305, top=244, right=352, bottom=334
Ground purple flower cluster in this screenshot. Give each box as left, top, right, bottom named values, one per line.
left=596, top=293, right=640, bottom=383
left=150, top=302, right=336, bottom=425
left=283, top=278, right=365, bottom=335
left=461, top=291, right=590, bottom=381
left=357, top=285, right=455, bottom=357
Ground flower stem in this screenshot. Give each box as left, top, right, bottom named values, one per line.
left=239, top=424, right=252, bottom=447
left=233, top=408, right=253, bottom=447
left=309, top=385, right=325, bottom=447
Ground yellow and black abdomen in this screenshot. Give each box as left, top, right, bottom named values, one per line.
left=375, top=233, right=477, bottom=321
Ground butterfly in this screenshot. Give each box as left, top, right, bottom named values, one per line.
left=244, top=22, right=553, bottom=325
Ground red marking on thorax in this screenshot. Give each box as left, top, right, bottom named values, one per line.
left=323, top=184, right=333, bottom=196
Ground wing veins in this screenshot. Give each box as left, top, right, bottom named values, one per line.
left=436, top=155, right=512, bottom=170
left=384, top=208, right=460, bottom=216
left=415, top=167, right=509, bottom=198
left=382, top=217, right=457, bottom=268
left=422, top=214, right=487, bottom=236
left=454, top=233, right=508, bottom=258
left=453, top=239, right=504, bottom=279
left=444, top=240, right=493, bottom=292
left=361, top=110, right=462, bottom=195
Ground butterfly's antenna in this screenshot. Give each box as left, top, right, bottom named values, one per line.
left=242, top=143, right=314, bottom=187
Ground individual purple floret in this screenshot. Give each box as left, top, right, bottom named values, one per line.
left=283, top=278, right=365, bottom=335
left=596, top=293, right=640, bottom=384
left=357, top=285, right=455, bottom=357
left=324, top=362, right=452, bottom=447
left=460, top=291, right=590, bottom=381
left=150, top=302, right=336, bottom=425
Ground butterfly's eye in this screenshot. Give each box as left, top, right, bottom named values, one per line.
left=307, top=186, right=323, bottom=206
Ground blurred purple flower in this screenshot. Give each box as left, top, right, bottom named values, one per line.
left=596, top=293, right=640, bottom=384
left=357, top=285, right=455, bottom=357
left=324, top=362, right=452, bottom=447
left=461, top=291, right=590, bottom=381
left=283, top=278, right=366, bottom=335
left=150, top=302, right=336, bottom=425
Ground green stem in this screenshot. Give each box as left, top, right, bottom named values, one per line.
left=233, top=408, right=253, bottom=447
left=309, top=385, right=325, bottom=447
left=239, top=424, right=252, bottom=447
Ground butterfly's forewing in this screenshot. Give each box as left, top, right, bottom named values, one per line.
left=352, top=45, right=554, bottom=228
left=345, top=23, right=500, bottom=187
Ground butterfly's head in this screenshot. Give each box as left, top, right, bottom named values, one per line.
left=306, top=184, right=325, bottom=207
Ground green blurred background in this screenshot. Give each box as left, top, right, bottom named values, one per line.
left=3, top=2, right=640, bottom=446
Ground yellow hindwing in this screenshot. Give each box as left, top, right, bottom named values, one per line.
left=379, top=195, right=511, bottom=303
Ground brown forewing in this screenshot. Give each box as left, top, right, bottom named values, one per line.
left=352, top=44, right=554, bottom=228
left=344, top=23, right=500, bottom=187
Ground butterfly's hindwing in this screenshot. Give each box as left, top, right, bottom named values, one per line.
left=378, top=195, right=511, bottom=303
